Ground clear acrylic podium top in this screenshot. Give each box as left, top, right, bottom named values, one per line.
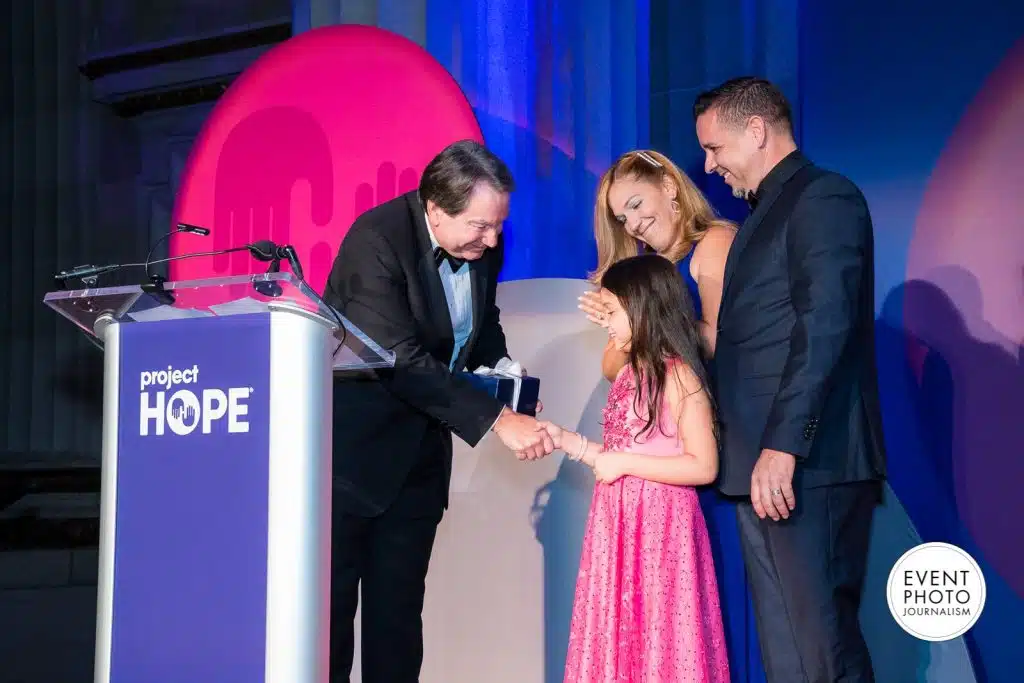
left=42, top=272, right=396, bottom=370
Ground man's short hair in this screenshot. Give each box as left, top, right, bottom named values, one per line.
left=419, top=140, right=515, bottom=216
left=693, top=76, right=793, bottom=135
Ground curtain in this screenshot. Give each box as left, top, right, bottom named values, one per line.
left=651, top=0, right=801, bottom=223
left=0, top=0, right=111, bottom=471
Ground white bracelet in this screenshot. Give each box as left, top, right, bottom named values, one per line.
left=575, top=434, right=588, bottom=462
left=565, top=436, right=577, bottom=460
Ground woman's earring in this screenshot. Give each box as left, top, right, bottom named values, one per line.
left=670, top=199, right=680, bottom=214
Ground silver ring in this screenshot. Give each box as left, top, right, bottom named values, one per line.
left=771, top=488, right=782, bottom=497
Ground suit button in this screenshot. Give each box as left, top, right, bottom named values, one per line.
left=803, top=422, right=816, bottom=440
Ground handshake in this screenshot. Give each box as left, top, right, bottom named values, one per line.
left=491, top=408, right=595, bottom=466
left=491, top=407, right=558, bottom=460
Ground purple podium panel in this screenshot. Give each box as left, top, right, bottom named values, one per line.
left=42, top=273, right=392, bottom=683
left=111, top=313, right=271, bottom=683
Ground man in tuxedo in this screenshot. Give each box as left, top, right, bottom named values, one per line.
left=323, top=140, right=554, bottom=683
left=693, top=77, right=887, bottom=682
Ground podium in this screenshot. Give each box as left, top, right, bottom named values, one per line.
left=43, top=272, right=394, bottom=683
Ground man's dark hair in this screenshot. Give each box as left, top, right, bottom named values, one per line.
left=419, top=140, right=515, bottom=216
left=692, top=76, right=793, bottom=135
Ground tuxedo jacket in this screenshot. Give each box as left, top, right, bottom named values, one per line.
left=713, top=151, right=887, bottom=496
left=322, top=191, right=509, bottom=516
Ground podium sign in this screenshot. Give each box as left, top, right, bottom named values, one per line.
left=110, top=314, right=277, bottom=682
left=43, top=273, right=394, bottom=683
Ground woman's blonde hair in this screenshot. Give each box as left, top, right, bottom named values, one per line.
left=589, top=149, right=731, bottom=283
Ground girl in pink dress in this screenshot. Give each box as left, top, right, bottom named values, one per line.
left=545, top=254, right=730, bottom=682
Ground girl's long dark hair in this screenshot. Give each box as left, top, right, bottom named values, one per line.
left=600, top=253, right=719, bottom=443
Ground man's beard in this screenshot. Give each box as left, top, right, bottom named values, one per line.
left=732, top=186, right=747, bottom=200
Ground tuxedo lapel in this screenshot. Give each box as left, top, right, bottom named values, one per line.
left=410, top=197, right=454, bottom=341
left=720, top=196, right=778, bottom=305
left=720, top=154, right=813, bottom=308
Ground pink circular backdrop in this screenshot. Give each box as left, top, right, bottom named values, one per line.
left=169, top=25, right=483, bottom=294
left=907, top=37, right=1024, bottom=596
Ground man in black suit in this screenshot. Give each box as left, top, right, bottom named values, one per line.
left=323, top=140, right=554, bottom=683
left=693, top=78, right=887, bottom=682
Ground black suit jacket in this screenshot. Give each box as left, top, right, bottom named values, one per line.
left=323, top=191, right=509, bottom=516
left=713, top=151, right=887, bottom=496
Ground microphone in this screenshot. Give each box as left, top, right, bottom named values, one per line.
left=281, top=245, right=304, bottom=281
left=175, top=222, right=211, bottom=236
left=142, top=223, right=212, bottom=304
left=247, top=241, right=303, bottom=282
left=54, top=263, right=121, bottom=285
left=144, top=223, right=210, bottom=285
left=246, top=239, right=279, bottom=262
left=54, top=239, right=282, bottom=290
left=248, top=240, right=305, bottom=289
left=246, top=240, right=346, bottom=355
left=246, top=240, right=303, bottom=278
left=55, top=237, right=351, bottom=360
left=248, top=240, right=284, bottom=297
left=53, top=244, right=249, bottom=290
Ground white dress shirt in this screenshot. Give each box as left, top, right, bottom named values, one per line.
left=425, top=216, right=512, bottom=436
left=425, top=214, right=473, bottom=370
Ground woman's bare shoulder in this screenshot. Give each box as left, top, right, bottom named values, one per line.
left=696, top=223, right=735, bottom=255
left=692, top=222, right=735, bottom=274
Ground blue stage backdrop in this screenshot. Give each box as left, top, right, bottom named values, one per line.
left=798, top=3, right=1024, bottom=681
left=288, top=1, right=1024, bottom=682
left=424, top=0, right=650, bottom=282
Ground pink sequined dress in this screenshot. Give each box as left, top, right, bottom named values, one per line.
left=563, top=366, right=731, bottom=683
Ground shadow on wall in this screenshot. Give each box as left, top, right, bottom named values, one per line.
left=858, top=482, right=976, bottom=682
left=348, top=275, right=1006, bottom=682
left=876, top=271, right=1024, bottom=682
left=530, top=370, right=607, bottom=683
left=348, top=278, right=604, bottom=683
left=352, top=275, right=1001, bottom=682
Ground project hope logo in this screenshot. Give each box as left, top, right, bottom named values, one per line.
left=138, top=365, right=252, bottom=436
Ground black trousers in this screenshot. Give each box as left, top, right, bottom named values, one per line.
left=329, top=448, right=447, bottom=683
left=736, top=480, right=881, bottom=683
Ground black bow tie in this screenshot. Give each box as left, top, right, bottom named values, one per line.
left=433, top=246, right=465, bottom=271
left=746, top=191, right=759, bottom=210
